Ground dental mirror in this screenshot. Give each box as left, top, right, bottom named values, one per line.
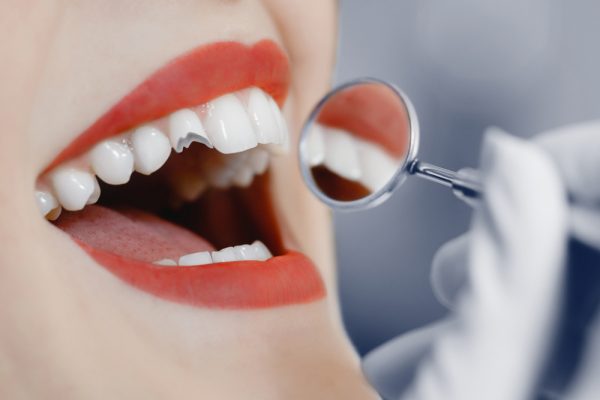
left=299, top=78, right=482, bottom=211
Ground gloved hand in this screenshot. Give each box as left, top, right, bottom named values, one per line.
left=362, top=122, right=600, bottom=400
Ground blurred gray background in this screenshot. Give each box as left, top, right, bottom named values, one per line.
left=334, top=0, right=600, bottom=355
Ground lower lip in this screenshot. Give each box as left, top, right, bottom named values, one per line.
left=75, top=240, right=326, bottom=309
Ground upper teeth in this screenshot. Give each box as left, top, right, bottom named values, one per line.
left=35, top=87, right=289, bottom=219
left=307, top=123, right=398, bottom=192
left=154, top=240, right=273, bottom=267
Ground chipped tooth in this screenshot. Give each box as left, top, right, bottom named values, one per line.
left=131, top=125, right=172, bottom=175
left=247, top=88, right=281, bottom=145
left=168, top=109, right=212, bottom=152
left=90, top=140, right=134, bottom=185
left=178, top=251, right=213, bottom=266
left=154, top=259, right=177, bottom=266
left=248, top=147, right=269, bottom=174
left=86, top=178, right=101, bottom=205
left=35, top=190, right=61, bottom=220
left=211, top=247, right=237, bottom=263
left=204, top=94, right=258, bottom=154
left=357, top=140, right=399, bottom=192
left=252, top=240, right=272, bottom=261
left=307, top=123, right=326, bottom=166
left=322, top=127, right=362, bottom=181
left=51, top=168, right=97, bottom=211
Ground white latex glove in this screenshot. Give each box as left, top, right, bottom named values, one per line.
left=363, top=122, right=600, bottom=400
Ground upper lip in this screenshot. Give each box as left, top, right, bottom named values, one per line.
left=44, top=39, right=290, bottom=173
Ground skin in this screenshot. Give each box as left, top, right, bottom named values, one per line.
left=0, top=0, right=378, bottom=398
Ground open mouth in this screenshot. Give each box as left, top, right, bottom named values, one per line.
left=34, top=40, right=325, bottom=310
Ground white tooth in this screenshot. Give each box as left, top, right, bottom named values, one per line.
left=358, top=141, right=399, bottom=192
left=153, top=258, right=177, bottom=266
left=211, top=247, right=237, bottom=263
left=306, top=123, right=325, bottom=166
left=168, top=109, right=212, bottom=152
left=322, top=127, right=362, bottom=181
left=266, top=96, right=290, bottom=154
left=233, top=244, right=256, bottom=261
left=86, top=178, right=101, bottom=205
left=51, top=168, right=96, bottom=211
left=251, top=240, right=272, bottom=261
left=89, top=140, right=134, bottom=185
left=232, top=167, right=254, bottom=188
left=131, top=125, right=171, bottom=175
left=178, top=251, right=213, bottom=266
left=247, top=88, right=281, bottom=145
left=248, top=147, right=270, bottom=174
left=204, top=94, right=258, bottom=154
left=35, top=190, right=61, bottom=220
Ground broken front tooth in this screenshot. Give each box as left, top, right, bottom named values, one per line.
left=247, top=88, right=281, bottom=145
left=211, top=247, right=237, bottom=263
left=322, top=127, right=362, bottom=181
left=168, top=109, right=212, bottom=152
left=50, top=167, right=97, bottom=211
left=204, top=93, right=258, bottom=154
left=358, top=141, right=399, bottom=192
left=89, top=139, right=134, bottom=185
left=131, top=125, right=172, bottom=175
left=154, top=258, right=177, bottom=266
left=178, top=251, right=213, bottom=266
left=35, top=190, right=61, bottom=220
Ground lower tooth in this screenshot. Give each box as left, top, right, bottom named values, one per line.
left=211, top=247, right=237, bottom=263
left=154, top=259, right=177, bottom=266
left=178, top=251, right=212, bottom=266
left=252, top=240, right=273, bottom=261
left=167, top=241, right=273, bottom=267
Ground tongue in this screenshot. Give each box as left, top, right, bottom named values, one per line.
left=54, top=205, right=215, bottom=263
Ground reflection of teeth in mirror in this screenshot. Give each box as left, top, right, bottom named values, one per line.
left=322, top=127, right=362, bottom=181
left=307, top=123, right=326, bottom=166
left=310, top=123, right=398, bottom=192
left=357, top=140, right=398, bottom=191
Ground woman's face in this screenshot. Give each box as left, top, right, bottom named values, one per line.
left=0, top=1, right=377, bottom=398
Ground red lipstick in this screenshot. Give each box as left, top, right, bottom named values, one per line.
left=47, top=40, right=326, bottom=309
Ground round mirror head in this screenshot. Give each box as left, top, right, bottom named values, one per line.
left=299, top=78, right=419, bottom=210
